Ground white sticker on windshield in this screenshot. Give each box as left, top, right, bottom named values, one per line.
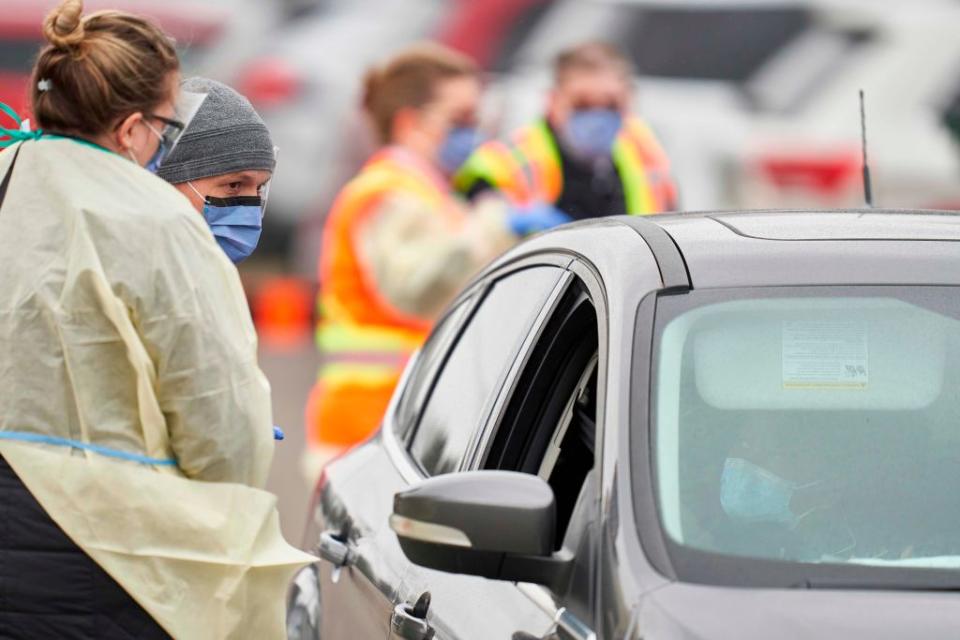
left=782, top=321, right=868, bottom=389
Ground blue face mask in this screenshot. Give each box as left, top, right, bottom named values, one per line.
left=128, top=121, right=169, bottom=174
left=145, top=142, right=168, bottom=174
left=438, top=126, right=481, bottom=176
left=563, top=108, right=622, bottom=160
left=720, top=457, right=800, bottom=526
left=200, top=195, right=264, bottom=263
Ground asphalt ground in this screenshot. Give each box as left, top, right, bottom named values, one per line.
left=260, top=338, right=319, bottom=545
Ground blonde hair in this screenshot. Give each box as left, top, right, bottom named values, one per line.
left=30, top=0, right=179, bottom=137
left=554, top=41, right=633, bottom=85
left=362, top=43, right=479, bottom=144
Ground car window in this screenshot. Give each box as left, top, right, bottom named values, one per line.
left=622, top=6, right=810, bottom=83
left=649, top=286, right=960, bottom=589
left=395, top=296, right=475, bottom=440
left=484, top=280, right=599, bottom=544
left=409, top=266, right=563, bottom=476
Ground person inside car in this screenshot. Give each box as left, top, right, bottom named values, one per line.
left=717, top=415, right=854, bottom=561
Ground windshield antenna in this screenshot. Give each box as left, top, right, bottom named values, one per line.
left=860, top=89, right=873, bottom=207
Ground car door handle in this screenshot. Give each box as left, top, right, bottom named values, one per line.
left=391, top=592, right=434, bottom=640
left=317, top=531, right=354, bottom=567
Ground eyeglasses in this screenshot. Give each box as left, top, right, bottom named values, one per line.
left=145, top=113, right=185, bottom=150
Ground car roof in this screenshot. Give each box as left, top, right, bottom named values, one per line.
left=635, top=209, right=960, bottom=289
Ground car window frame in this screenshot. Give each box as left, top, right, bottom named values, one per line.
left=463, top=256, right=608, bottom=631
left=461, top=269, right=575, bottom=471
left=392, top=254, right=574, bottom=477
left=467, top=257, right=609, bottom=470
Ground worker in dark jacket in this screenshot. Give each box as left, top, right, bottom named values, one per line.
left=455, top=41, right=678, bottom=219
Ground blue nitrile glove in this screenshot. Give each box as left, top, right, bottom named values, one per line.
left=273, top=425, right=285, bottom=441
left=507, top=202, right=571, bottom=236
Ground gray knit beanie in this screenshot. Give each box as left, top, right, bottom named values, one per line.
left=156, top=77, right=275, bottom=184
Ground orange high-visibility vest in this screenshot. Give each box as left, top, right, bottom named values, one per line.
left=454, top=117, right=677, bottom=214
left=307, top=147, right=462, bottom=448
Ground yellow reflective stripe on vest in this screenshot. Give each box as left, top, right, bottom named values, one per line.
left=316, top=321, right=422, bottom=355
left=454, top=141, right=522, bottom=195
left=317, top=361, right=405, bottom=386
left=515, top=121, right=563, bottom=202
left=316, top=321, right=418, bottom=384
left=612, top=133, right=655, bottom=215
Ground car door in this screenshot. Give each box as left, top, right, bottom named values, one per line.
left=393, top=269, right=603, bottom=640
left=371, top=262, right=569, bottom=640
left=302, top=288, right=486, bottom=640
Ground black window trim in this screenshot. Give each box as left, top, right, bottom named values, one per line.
left=461, top=254, right=611, bottom=478
left=462, top=270, right=574, bottom=471
left=467, top=255, right=609, bottom=634
left=397, top=253, right=574, bottom=477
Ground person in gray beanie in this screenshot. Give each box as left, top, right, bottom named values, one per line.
left=157, top=77, right=276, bottom=263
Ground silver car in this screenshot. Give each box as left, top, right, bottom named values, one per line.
left=289, top=209, right=960, bottom=639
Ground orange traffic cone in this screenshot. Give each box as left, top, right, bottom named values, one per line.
left=252, top=276, right=313, bottom=350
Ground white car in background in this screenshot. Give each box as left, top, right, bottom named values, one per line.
left=487, top=0, right=960, bottom=211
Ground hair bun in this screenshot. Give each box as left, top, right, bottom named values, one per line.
left=43, top=0, right=85, bottom=50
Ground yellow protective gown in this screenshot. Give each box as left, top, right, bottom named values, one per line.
left=0, top=138, right=314, bottom=639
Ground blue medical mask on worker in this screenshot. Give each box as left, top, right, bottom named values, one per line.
left=438, top=126, right=481, bottom=176
left=144, top=122, right=168, bottom=173
left=187, top=182, right=264, bottom=263
left=563, top=108, right=622, bottom=160
left=720, top=457, right=808, bottom=527
left=132, top=112, right=189, bottom=173
left=126, top=120, right=168, bottom=173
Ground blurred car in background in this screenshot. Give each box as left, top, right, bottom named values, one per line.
left=486, top=0, right=960, bottom=212
left=1, top=0, right=284, bottom=119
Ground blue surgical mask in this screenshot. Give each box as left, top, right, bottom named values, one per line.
left=143, top=121, right=168, bottom=174
left=189, top=184, right=264, bottom=263
left=145, top=143, right=167, bottom=174
left=563, top=108, right=622, bottom=161
left=438, top=126, right=481, bottom=176
left=720, top=457, right=800, bottom=526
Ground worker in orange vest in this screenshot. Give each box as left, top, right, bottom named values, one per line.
left=305, top=44, right=568, bottom=469
left=455, top=41, right=678, bottom=218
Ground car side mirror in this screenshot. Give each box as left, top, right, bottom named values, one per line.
left=390, top=471, right=573, bottom=590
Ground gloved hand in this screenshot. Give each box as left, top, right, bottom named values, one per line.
left=507, top=202, right=572, bottom=236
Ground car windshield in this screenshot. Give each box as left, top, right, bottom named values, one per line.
left=649, top=287, right=960, bottom=587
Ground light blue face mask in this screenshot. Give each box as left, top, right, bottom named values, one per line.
left=145, top=141, right=167, bottom=174
left=127, top=121, right=168, bottom=173
left=438, top=126, right=481, bottom=176
left=188, top=183, right=263, bottom=263
left=720, top=457, right=802, bottom=526
left=563, top=108, right=622, bottom=160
